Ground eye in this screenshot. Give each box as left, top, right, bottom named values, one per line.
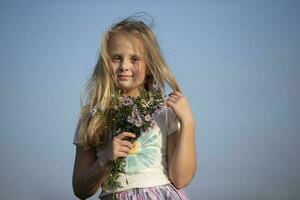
left=112, top=56, right=121, bottom=62
left=131, top=56, right=140, bottom=63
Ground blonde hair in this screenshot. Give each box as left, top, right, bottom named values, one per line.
left=77, top=14, right=182, bottom=149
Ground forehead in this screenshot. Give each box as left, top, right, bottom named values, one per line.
left=108, top=33, right=144, bottom=56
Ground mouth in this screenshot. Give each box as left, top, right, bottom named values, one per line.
left=117, top=75, right=132, bottom=80
left=118, top=75, right=132, bottom=77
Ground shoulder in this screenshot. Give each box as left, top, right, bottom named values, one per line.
left=152, top=106, right=178, bottom=132
left=152, top=105, right=168, bottom=123
left=153, top=105, right=178, bottom=121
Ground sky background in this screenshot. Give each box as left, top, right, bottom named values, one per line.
left=0, top=0, right=299, bottom=199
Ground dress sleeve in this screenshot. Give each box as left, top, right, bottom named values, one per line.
left=73, top=117, right=81, bottom=145
left=167, top=107, right=180, bottom=136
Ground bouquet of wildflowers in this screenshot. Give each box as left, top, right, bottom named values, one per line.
left=91, top=85, right=165, bottom=199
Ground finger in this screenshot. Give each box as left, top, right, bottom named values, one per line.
left=118, top=146, right=131, bottom=153
left=168, top=95, right=180, bottom=101
left=169, top=91, right=183, bottom=97
left=166, top=99, right=175, bottom=107
left=117, top=132, right=136, bottom=140
left=112, top=146, right=129, bottom=159
left=120, top=140, right=134, bottom=149
left=174, top=91, right=183, bottom=97
left=168, top=93, right=182, bottom=100
left=167, top=97, right=177, bottom=104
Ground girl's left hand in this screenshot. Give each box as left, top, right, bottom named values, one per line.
left=166, top=91, right=195, bottom=126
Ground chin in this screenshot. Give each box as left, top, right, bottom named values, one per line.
left=117, top=85, right=131, bottom=92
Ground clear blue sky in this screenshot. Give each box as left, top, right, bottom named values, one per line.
left=0, top=0, right=299, bottom=199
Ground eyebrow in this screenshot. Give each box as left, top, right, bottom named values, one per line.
left=110, top=53, right=141, bottom=57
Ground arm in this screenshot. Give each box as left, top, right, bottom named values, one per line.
left=167, top=123, right=196, bottom=189
left=72, top=132, right=135, bottom=199
left=72, top=146, right=111, bottom=199
left=166, top=91, right=197, bottom=189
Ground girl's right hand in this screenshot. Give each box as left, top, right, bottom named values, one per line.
left=104, top=132, right=136, bottom=162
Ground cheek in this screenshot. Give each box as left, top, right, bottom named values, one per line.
left=110, top=63, right=118, bottom=74
left=132, top=66, right=146, bottom=79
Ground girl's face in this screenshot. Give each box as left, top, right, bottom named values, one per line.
left=108, top=33, right=147, bottom=97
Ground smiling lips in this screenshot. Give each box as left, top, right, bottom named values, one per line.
left=118, top=75, right=132, bottom=80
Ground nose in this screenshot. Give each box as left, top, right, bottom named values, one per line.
left=118, top=58, right=131, bottom=72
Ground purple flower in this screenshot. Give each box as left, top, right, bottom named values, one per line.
left=134, top=114, right=143, bottom=127
left=134, top=119, right=142, bottom=127
left=137, top=114, right=142, bottom=122
left=122, top=96, right=133, bottom=106
left=144, top=114, right=152, bottom=122
left=132, top=104, right=139, bottom=115
left=127, top=116, right=134, bottom=123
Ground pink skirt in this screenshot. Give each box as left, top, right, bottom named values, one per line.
left=99, top=183, right=190, bottom=200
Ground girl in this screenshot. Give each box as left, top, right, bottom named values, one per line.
left=72, top=15, right=196, bottom=200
